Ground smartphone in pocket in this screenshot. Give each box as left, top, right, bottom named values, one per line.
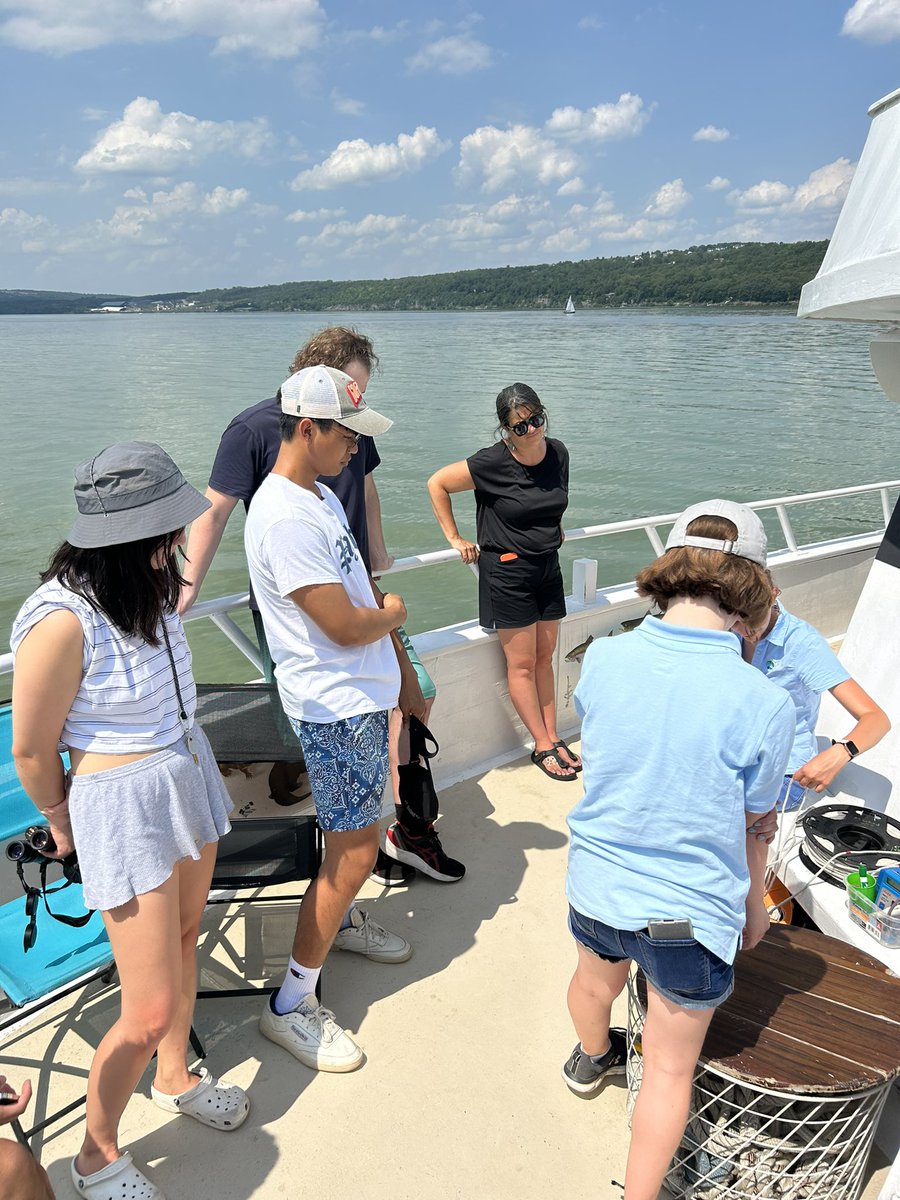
left=646, top=918, right=694, bottom=940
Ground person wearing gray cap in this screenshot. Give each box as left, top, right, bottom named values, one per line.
left=560, top=500, right=794, bottom=1200
left=11, top=442, right=248, bottom=1200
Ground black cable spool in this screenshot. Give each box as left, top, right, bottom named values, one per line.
left=799, top=804, right=900, bottom=886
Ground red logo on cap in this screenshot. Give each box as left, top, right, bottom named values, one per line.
left=346, top=381, right=363, bottom=408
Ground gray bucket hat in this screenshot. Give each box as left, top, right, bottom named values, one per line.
left=68, top=441, right=211, bottom=548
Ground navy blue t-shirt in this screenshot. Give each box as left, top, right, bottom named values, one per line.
left=208, top=395, right=381, bottom=605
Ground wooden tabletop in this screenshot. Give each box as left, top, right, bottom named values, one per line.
left=639, top=924, right=900, bottom=1093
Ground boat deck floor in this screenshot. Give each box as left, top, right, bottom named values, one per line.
left=3, top=744, right=893, bottom=1200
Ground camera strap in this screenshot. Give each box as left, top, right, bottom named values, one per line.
left=16, top=859, right=94, bottom=928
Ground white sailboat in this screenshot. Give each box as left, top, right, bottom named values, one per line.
left=564, top=294, right=575, bottom=314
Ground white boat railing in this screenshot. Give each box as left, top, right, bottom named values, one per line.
left=1, top=478, right=897, bottom=681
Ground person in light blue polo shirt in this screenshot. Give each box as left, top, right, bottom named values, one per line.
left=745, top=581, right=889, bottom=810
left=562, top=499, right=794, bottom=1200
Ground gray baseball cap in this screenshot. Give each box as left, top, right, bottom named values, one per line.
left=665, top=499, right=767, bottom=566
left=280, top=364, right=393, bottom=436
left=68, top=441, right=211, bottom=548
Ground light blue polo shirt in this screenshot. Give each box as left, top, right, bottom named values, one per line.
left=750, top=605, right=849, bottom=775
left=567, top=617, right=793, bottom=964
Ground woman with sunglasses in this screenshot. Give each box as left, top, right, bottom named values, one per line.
left=428, top=383, right=579, bottom=780
left=11, top=442, right=247, bottom=1200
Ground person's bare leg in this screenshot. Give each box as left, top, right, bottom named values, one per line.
left=624, top=986, right=715, bottom=1200
left=290, top=823, right=381, bottom=966
left=567, top=942, right=631, bottom=1055
left=0, top=1141, right=55, bottom=1200
left=152, top=842, right=218, bottom=1095
left=76, top=876, right=185, bottom=1176
left=497, top=625, right=574, bottom=777
left=534, top=619, right=580, bottom=768
left=390, top=697, right=436, bottom=802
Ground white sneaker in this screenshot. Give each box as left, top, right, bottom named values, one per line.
left=332, top=907, right=412, bottom=963
left=259, top=994, right=363, bottom=1072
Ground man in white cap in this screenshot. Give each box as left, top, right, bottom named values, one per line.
left=245, top=365, right=413, bottom=1071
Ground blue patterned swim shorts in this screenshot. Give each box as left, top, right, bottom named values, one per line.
left=289, top=710, right=389, bottom=832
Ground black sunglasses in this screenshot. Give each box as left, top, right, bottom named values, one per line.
left=509, top=411, right=546, bottom=437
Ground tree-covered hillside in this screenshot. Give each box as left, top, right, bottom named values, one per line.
left=0, top=240, right=827, bottom=315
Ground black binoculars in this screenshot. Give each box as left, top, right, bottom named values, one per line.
left=5, top=826, right=80, bottom=884
left=5, top=824, right=57, bottom=864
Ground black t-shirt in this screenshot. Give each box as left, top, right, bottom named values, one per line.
left=208, top=396, right=381, bottom=603
left=466, top=438, right=569, bottom=556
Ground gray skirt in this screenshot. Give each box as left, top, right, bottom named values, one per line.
left=68, top=725, right=233, bottom=911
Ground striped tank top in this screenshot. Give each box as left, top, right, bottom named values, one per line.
left=11, top=579, right=196, bottom=754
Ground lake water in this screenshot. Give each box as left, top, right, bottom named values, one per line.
left=2, top=308, right=899, bottom=684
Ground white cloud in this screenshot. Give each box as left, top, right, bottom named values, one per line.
left=100, top=181, right=249, bottom=243
left=705, top=175, right=731, bottom=191
left=792, top=158, right=856, bottom=210
left=456, top=124, right=580, bottom=193
left=290, top=126, right=449, bottom=190
left=331, top=91, right=365, bottom=117
left=545, top=93, right=651, bottom=142
left=842, top=0, right=900, bottom=41
left=76, top=97, right=273, bottom=175
left=0, top=205, right=55, bottom=252
left=296, top=212, right=411, bottom=252
left=577, top=15, right=603, bottom=30
left=407, top=33, right=493, bottom=74
left=201, top=185, right=249, bottom=214
left=0, top=0, right=325, bottom=58
left=692, top=125, right=730, bottom=142
left=557, top=177, right=585, bottom=196
left=286, top=206, right=347, bottom=222
left=645, top=178, right=691, bottom=216
left=728, top=160, right=854, bottom=214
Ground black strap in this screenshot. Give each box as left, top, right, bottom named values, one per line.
left=408, top=716, right=439, bottom=764
left=16, top=860, right=93, bottom=929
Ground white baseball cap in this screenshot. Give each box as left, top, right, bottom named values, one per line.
left=280, top=364, right=392, bottom=436
left=665, top=499, right=767, bottom=565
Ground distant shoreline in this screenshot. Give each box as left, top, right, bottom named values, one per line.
left=0, top=239, right=827, bottom=316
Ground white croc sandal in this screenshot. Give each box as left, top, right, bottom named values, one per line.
left=71, top=1151, right=164, bottom=1199
left=150, top=1066, right=250, bottom=1130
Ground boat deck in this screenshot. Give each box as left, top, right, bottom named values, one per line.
left=3, top=747, right=894, bottom=1200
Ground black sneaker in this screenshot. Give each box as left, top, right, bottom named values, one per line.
left=385, top=822, right=466, bottom=883
left=562, top=1029, right=628, bottom=1095
left=370, top=847, right=414, bottom=887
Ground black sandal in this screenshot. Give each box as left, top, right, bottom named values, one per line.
left=553, top=738, right=583, bottom=773
left=531, top=749, right=579, bottom=781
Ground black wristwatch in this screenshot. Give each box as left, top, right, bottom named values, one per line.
left=832, top=738, right=860, bottom=759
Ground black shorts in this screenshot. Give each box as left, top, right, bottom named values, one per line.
left=478, top=550, right=566, bottom=629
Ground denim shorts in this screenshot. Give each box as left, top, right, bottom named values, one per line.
left=777, top=775, right=807, bottom=812
left=289, top=710, right=389, bottom=832
left=568, top=904, right=734, bottom=1011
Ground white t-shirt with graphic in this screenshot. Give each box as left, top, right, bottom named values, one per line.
left=244, top=474, right=400, bottom=722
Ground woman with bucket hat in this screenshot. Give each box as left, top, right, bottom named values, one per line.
left=11, top=442, right=247, bottom=1200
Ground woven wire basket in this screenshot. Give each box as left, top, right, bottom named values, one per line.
left=626, top=971, right=892, bottom=1199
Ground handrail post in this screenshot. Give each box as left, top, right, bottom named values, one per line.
left=645, top=525, right=666, bottom=556
left=208, top=613, right=264, bottom=675
left=775, top=505, right=799, bottom=553
left=881, top=488, right=892, bottom=527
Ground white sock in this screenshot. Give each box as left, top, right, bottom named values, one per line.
left=273, top=958, right=321, bottom=1015
left=339, top=902, right=358, bottom=931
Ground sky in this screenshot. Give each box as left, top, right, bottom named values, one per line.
left=0, top=0, right=898, bottom=295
